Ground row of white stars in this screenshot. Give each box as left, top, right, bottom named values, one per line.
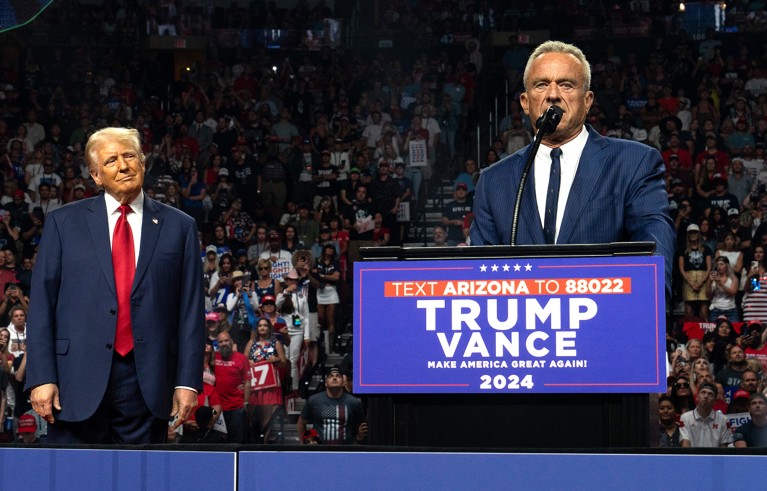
left=479, top=263, right=533, bottom=272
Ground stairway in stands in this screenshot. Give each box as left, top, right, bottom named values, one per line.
left=276, top=333, right=352, bottom=444
left=402, top=177, right=455, bottom=247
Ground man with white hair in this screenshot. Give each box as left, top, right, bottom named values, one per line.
left=471, top=40, right=674, bottom=294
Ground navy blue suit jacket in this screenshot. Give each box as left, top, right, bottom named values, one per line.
left=26, top=194, right=205, bottom=421
left=470, top=126, right=675, bottom=290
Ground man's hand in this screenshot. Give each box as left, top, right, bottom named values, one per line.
left=741, top=333, right=754, bottom=347
left=356, top=422, right=368, bottom=443
left=170, top=388, right=198, bottom=430
left=30, top=383, right=61, bottom=424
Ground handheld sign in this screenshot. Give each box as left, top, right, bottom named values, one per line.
left=250, top=360, right=281, bottom=391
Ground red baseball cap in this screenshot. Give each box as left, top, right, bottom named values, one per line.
left=261, top=295, right=276, bottom=305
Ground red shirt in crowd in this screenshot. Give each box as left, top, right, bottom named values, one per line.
left=187, top=383, right=222, bottom=423
left=213, top=351, right=250, bottom=411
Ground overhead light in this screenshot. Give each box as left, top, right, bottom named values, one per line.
left=679, top=2, right=685, bottom=11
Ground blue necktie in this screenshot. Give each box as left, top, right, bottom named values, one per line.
left=544, top=148, right=562, bottom=244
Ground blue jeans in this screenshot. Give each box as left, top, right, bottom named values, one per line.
left=709, top=307, right=739, bottom=323
left=406, top=167, right=422, bottom=204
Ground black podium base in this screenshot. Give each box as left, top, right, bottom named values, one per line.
left=367, top=393, right=651, bottom=448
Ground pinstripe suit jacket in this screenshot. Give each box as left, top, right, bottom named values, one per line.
left=469, top=126, right=675, bottom=291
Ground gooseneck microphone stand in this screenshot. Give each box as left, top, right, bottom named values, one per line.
left=509, top=105, right=564, bottom=245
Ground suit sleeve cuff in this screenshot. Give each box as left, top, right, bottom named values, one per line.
left=175, top=386, right=198, bottom=394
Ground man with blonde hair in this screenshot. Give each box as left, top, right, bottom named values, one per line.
left=27, top=127, right=204, bottom=443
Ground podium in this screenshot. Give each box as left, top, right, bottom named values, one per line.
left=355, top=242, right=665, bottom=448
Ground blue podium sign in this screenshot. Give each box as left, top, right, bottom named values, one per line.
left=354, top=255, right=665, bottom=394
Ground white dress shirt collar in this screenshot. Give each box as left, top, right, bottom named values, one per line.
left=105, top=191, right=144, bottom=264
left=104, top=190, right=145, bottom=216
left=535, top=126, right=590, bottom=243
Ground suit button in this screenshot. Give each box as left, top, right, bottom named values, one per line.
left=110, top=309, right=116, bottom=315
left=105, top=344, right=112, bottom=350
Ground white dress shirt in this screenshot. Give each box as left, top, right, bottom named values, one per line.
left=104, top=190, right=197, bottom=395
left=534, top=126, right=589, bottom=243
left=104, top=191, right=143, bottom=266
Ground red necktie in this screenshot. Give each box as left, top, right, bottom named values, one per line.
left=113, top=204, right=135, bottom=355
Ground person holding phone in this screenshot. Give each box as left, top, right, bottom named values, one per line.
left=743, top=321, right=767, bottom=374
left=743, top=245, right=767, bottom=324
left=276, top=269, right=311, bottom=391
left=0, top=282, right=27, bottom=325
left=706, top=255, right=739, bottom=322
left=225, top=270, right=257, bottom=353
left=208, top=253, right=235, bottom=307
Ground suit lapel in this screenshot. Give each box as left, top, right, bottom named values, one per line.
left=133, top=197, right=163, bottom=292
left=516, top=145, right=545, bottom=244
left=521, top=167, right=545, bottom=244
left=558, top=129, right=609, bottom=243
left=87, top=195, right=117, bottom=297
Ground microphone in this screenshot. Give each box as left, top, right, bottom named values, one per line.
left=509, top=105, right=565, bottom=245
left=535, top=105, right=565, bottom=136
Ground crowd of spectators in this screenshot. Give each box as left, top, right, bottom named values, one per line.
left=644, top=26, right=767, bottom=449
left=3, top=0, right=767, bottom=446
left=0, top=0, right=486, bottom=445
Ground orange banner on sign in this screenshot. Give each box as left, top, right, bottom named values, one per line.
left=384, top=278, right=632, bottom=297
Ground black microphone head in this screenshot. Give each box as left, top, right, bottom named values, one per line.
left=535, top=105, right=565, bottom=136
left=549, top=105, right=564, bottom=125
